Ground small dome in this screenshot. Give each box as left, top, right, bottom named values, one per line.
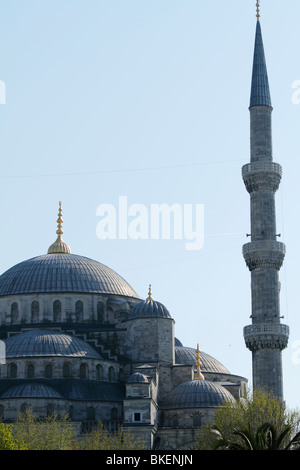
left=4, top=330, right=102, bottom=359
left=163, top=380, right=234, bottom=410
left=175, top=346, right=230, bottom=374
left=128, top=372, right=149, bottom=383
left=129, top=299, right=171, bottom=320
left=1, top=382, right=63, bottom=399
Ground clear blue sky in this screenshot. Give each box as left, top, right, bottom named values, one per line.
left=1, top=0, right=300, bottom=410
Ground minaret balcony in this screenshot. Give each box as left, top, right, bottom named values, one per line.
left=243, top=323, right=289, bottom=351
left=242, top=161, right=282, bottom=192
left=243, top=240, right=286, bottom=271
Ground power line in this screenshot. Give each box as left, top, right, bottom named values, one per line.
left=0, top=158, right=245, bottom=179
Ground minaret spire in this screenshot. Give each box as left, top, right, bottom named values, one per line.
left=242, top=10, right=289, bottom=400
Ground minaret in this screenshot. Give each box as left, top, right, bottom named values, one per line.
left=242, top=2, right=289, bottom=400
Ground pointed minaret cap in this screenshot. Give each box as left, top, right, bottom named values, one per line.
left=249, top=2, right=272, bottom=108
left=47, top=202, right=71, bottom=254
left=194, top=343, right=205, bottom=380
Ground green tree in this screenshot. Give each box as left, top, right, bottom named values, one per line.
left=77, top=421, right=146, bottom=450
left=213, top=422, right=300, bottom=450
left=195, top=389, right=300, bottom=450
left=0, top=423, right=21, bottom=450
left=12, top=408, right=77, bottom=450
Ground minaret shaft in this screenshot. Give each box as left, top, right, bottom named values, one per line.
left=242, top=18, right=289, bottom=400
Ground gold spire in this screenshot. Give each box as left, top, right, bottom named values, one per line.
left=194, top=343, right=204, bottom=380
left=146, top=284, right=153, bottom=301
left=47, top=202, right=71, bottom=254
left=256, top=1, right=260, bottom=21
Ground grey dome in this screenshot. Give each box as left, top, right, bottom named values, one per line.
left=128, top=372, right=149, bottom=383
left=128, top=299, right=171, bottom=320
left=163, top=380, right=234, bottom=409
left=1, top=382, right=63, bottom=399
left=4, top=330, right=101, bottom=359
left=0, top=253, right=138, bottom=298
left=175, top=346, right=230, bottom=374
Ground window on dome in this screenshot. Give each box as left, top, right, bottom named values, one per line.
left=47, top=403, right=54, bottom=417
left=97, top=301, right=104, bottom=323
left=31, top=301, right=39, bottom=322
left=11, top=303, right=18, bottom=323
left=87, top=406, right=95, bottom=421
left=108, top=366, right=115, bottom=382
left=53, top=300, right=61, bottom=322
left=96, top=364, right=103, bottom=380
left=75, top=300, right=83, bottom=322
left=45, top=364, right=53, bottom=379
left=0, top=405, right=4, bottom=420
left=63, top=362, right=71, bottom=378
left=80, top=363, right=88, bottom=379
left=9, top=363, right=17, bottom=378
left=26, top=363, right=34, bottom=379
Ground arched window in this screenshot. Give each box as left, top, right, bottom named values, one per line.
left=97, top=302, right=104, bottom=322
left=45, top=363, right=53, bottom=379
left=68, top=406, right=74, bottom=420
left=79, top=363, right=88, bottom=379
left=63, top=362, right=71, bottom=378
left=111, top=407, right=118, bottom=420
left=31, top=301, right=39, bottom=322
left=0, top=405, right=4, bottom=420
left=27, top=363, right=34, bottom=379
left=108, top=366, right=115, bottom=382
left=53, top=300, right=61, bottom=322
left=46, top=403, right=54, bottom=417
left=193, top=412, right=202, bottom=427
left=9, top=363, right=17, bottom=378
left=87, top=406, right=95, bottom=421
left=96, top=364, right=103, bottom=380
left=75, top=300, right=83, bottom=322
left=20, top=403, right=29, bottom=414
left=11, top=303, right=18, bottom=323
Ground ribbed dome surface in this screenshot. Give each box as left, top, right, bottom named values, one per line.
left=128, top=372, right=149, bottom=383
left=175, top=346, right=230, bottom=374
left=128, top=299, right=171, bottom=320
left=0, top=254, right=138, bottom=298
left=1, top=382, right=63, bottom=399
left=4, top=330, right=101, bottom=359
left=163, top=380, right=234, bottom=409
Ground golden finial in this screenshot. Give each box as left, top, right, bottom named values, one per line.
left=256, top=1, right=260, bottom=21
left=47, top=202, right=71, bottom=255
left=194, top=343, right=204, bottom=380
left=146, top=284, right=153, bottom=301
left=56, top=201, right=63, bottom=237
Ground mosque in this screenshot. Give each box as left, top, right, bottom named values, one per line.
left=0, top=3, right=289, bottom=450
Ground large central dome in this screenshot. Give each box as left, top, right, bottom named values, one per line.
left=0, top=253, right=139, bottom=298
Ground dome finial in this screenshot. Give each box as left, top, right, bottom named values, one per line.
left=194, top=343, right=204, bottom=380
left=256, top=1, right=260, bottom=21
left=47, top=202, right=71, bottom=255
left=56, top=201, right=63, bottom=237
left=146, top=284, right=153, bottom=301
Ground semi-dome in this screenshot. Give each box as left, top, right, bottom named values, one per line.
left=175, top=346, right=230, bottom=374
left=163, top=379, right=234, bottom=410
left=128, top=285, right=171, bottom=320
left=4, top=330, right=102, bottom=359
left=0, top=254, right=139, bottom=298
left=1, top=382, right=64, bottom=399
